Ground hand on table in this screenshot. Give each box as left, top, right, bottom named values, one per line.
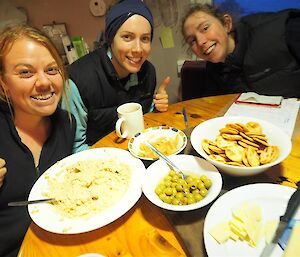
left=153, top=76, right=170, bottom=112
left=0, top=158, right=7, bottom=188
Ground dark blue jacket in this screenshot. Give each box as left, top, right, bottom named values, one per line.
left=206, top=9, right=300, bottom=97
left=0, top=103, right=75, bottom=257
left=67, top=47, right=156, bottom=145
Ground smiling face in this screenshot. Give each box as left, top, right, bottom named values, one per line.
left=110, top=14, right=152, bottom=78
left=183, top=11, right=235, bottom=63
left=1, top=37, right=63, bottom=119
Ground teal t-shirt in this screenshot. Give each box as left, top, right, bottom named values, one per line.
left=61, top=79, right=89, bottom=153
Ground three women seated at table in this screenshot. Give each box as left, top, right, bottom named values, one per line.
left=181, top=3, right=300, bottom=98
left=1, top=1, right=300, bottom=256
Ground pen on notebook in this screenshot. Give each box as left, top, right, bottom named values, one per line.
left=182, top=107, right=188, bottom=128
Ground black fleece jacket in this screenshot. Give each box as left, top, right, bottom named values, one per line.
left=0, top=103, right=75, bottom=257
left=206, top=9, right=300, bottom=98
left=67, top=47, right=157, bottom=145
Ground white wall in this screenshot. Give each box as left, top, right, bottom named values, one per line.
left=147, top=0, right=211, bottom=103
left=9, top=0, right=211, bottom=103
left=147, top=0, right=190, bottom=103
left=10, top=0, right=114, bottom=49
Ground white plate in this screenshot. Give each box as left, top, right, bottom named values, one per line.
left=142, top=154, right=222, bottom=211
left=190, top=116, right=292, bottom=176
left=128, top=126, right=187, bottom=160
left=28, top=148, right=146, bottom=234
left=204, top=183, right=298, bottom=257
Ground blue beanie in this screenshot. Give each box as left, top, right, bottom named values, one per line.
left=105, top=0, right=154, bottom=45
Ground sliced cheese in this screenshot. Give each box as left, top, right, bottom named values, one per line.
left=264, top=219, right=279, bottom=243
left=229, top=218, right=248, bottom=239
left=248, top=224, right=263, bottom=247
left=210, top=202, right=265, bottom=247
left=229, top=229, right=240, bottom=241
left=209, top=222, right=230, bottom=244
left=231, top=202, right=263, bottom=246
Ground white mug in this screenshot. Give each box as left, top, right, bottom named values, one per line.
left=115, top=103, right=144, bottom=139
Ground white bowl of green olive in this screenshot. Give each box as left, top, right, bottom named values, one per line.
left=142, top=155, right=223, bottom=211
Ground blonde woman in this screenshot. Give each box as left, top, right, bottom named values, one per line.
left=0, top=24, right=75, bottom=257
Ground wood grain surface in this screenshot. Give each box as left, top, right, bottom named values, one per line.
left=18, top=94, right=300, bottom=257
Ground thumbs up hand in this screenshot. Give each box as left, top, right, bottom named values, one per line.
left=153, top=76, right=170, bottom=112
left=0, top=158, right=7, bottom=188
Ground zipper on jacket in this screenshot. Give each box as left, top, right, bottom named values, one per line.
left=248, top=67, right=271, bottom=80
left=36, top=166, right=40, bottom=177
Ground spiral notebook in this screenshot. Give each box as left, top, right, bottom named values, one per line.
left=235, top=92, right=283, bottom=107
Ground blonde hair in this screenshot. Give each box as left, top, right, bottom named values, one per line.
left=0, top=24, right=69, bottom=103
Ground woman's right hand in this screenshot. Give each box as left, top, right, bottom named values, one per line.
left=0, top=158, right=7, bottom=188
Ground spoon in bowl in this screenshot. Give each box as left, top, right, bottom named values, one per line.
left=144, top=141, right=187, bottom=179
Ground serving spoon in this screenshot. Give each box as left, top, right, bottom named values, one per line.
left=144, top=141, right=187, bottom=179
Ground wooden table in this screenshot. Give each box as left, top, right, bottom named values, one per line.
left=18, top=94, right=300, bottom=257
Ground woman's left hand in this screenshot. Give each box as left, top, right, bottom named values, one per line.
left=153, top=76, right=170, bottom=112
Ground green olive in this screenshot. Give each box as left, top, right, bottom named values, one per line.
left=155, top=171, right=213, bottom=206
left=175, top=184, right=183, bottom=192
left=197, top=181, right=206, bottom=190
left=200, top=188, right=208, bottom=197
left=200, top=175, right=209, bottom=182
left=171, top=174, right=180, bottom=182
left=155, top=187, right=163, bottom=195
left=175, top=192, right=185, bottom=200
left=158, top=193, right=166, bottom=201
left=169, top=170, right=176, bottom=177
left=178, top=178, right=187, bottom=185
left=163, top=195, right=172, bottom=204
left=187, top=197, right=196, bottom=204
left=186, top=176, right=194, bottom=184
left=171, top=182, right=178, bottom=188
left=192, top=189, right=200, bottom=195
left=186, top=192, right=194, bottom=199
left=172, top=198, right=181, bottom=205
left=164, top=175, right=172, bottom=182
left=164, top=187, right=173, bottom=196
left=164, top=180, right=172, bottom=187
left=194, top=193, right=203, bottom=202
left=203, top=178, right=212, bottom=189
left=180, top=197, right=188, bottom=205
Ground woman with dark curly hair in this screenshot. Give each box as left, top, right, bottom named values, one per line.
left=182, top=4, right=300, bottom=98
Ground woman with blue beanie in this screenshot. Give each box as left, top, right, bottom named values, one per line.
left=62, top=0, right=170, bottom=151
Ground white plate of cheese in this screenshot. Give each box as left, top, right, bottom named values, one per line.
left=203, top=183, right=299, bottom=257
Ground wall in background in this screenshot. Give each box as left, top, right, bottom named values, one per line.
left=10, top=0, right=211, bottom=103
left=11, top=0, right=115, bottom=50
left=147, top=0, right=211, bottom=102
left=147, top=0, right=191, bottom=103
